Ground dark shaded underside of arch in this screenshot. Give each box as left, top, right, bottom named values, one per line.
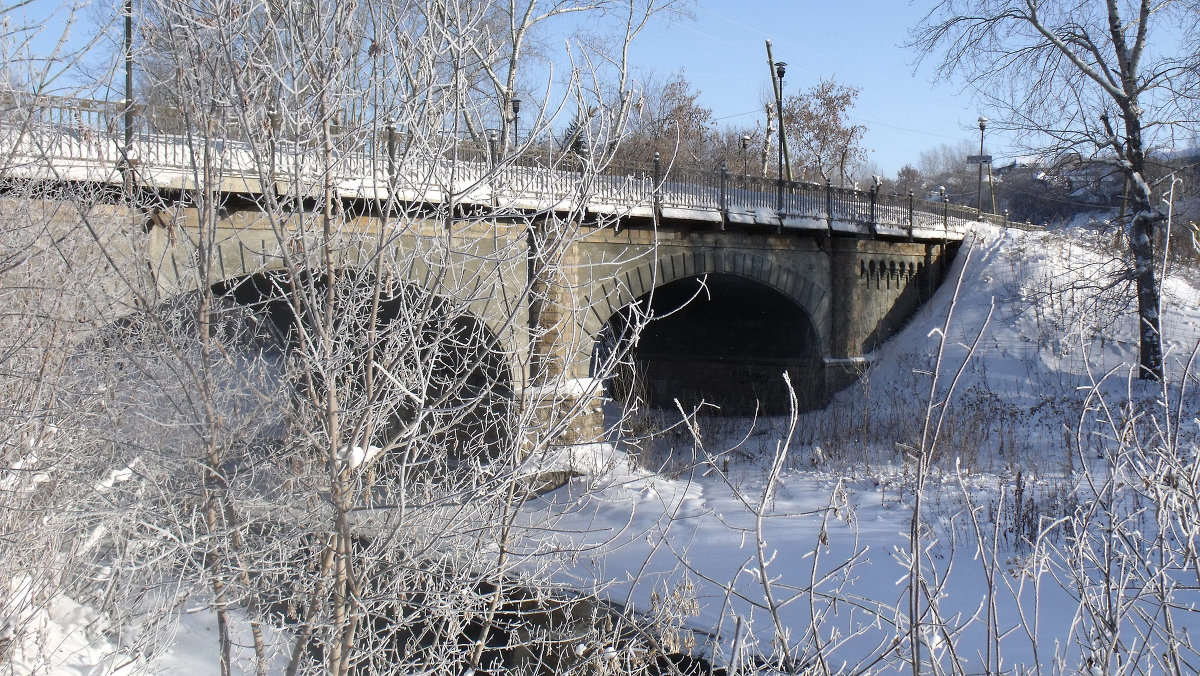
left=605, top=274, right=823, bottom=415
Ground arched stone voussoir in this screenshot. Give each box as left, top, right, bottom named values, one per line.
left=186, top=248, right=516, bottom=350
left=580, top=250, right=833, bottom=356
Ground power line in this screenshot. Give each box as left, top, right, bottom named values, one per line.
left=713, top=109, right=764, bottom=122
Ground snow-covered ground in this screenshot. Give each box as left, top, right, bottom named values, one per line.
left=11, top=218, right=1200, bottom=673
left=4, top=582, right=290, bottom=676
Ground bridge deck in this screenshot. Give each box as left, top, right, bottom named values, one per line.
left=1, top=96, right=1034, bottom=241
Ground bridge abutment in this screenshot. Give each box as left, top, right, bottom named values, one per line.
left=825, top=237, right=955, bottom=392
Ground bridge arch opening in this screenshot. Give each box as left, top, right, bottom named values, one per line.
left=212, top=270, right=515, bottom=473
left=599, top=274, right=824, bottom=415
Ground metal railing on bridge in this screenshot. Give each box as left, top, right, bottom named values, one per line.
left=0, top=93, right=1036, bottom=235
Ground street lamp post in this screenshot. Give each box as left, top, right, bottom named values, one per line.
left=740, top=134, right=750, bottom=176
left=977, top=116, right=988, bottom=213
left=774, top=60, right=787, bottom=212
left=510, top=98, right=522, bottom=150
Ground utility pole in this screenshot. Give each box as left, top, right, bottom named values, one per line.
left=762, top=102, right=773, bottom=178
left=988, top=161, right=997, bottom=214
left=765, top=40, right=791, bottom=182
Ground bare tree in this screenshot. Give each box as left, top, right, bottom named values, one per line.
left=434, top=0, right=691, bottom=149
left=620, top=69, right=715, bottom=166
left=0, top=3, right=157, bottom=670
left=915, top=140, right=979, bottom=203
left=910, top=0, right=1200, bottom=380
left=703, top=124, right=767, bottom=176
left=893, top=163, right=925, bottom=196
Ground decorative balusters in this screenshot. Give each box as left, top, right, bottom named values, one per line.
left=2, top=93, right=1043, bottom=231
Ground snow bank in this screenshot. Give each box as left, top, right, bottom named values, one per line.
left=4, top=580, right=292, bottom=676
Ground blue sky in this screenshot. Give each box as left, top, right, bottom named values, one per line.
left=627, top=1, right=1001, bottom=176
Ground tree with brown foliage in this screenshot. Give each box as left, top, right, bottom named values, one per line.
left=894, top=164, right=925, bottom=197
left=782, top=77, right=866, bottom=186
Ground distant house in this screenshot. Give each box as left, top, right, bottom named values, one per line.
left=1060, top=161, right=1125, bottom=208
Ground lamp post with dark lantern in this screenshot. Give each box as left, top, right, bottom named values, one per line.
left=740, top=134, right=751, bottom=175
left=774, top=60, right=787, bottom=211
left=977, top=116, right=988, bottom=213
left=510, top=98, right=522, bottom=150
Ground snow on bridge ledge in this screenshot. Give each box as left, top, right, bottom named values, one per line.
left=0, top=96, right=1034, bottom=240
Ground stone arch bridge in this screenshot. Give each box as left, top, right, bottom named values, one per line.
left=2, top=96, right=1030, bottom=442
left=128, top=189, right=958, bottom=443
